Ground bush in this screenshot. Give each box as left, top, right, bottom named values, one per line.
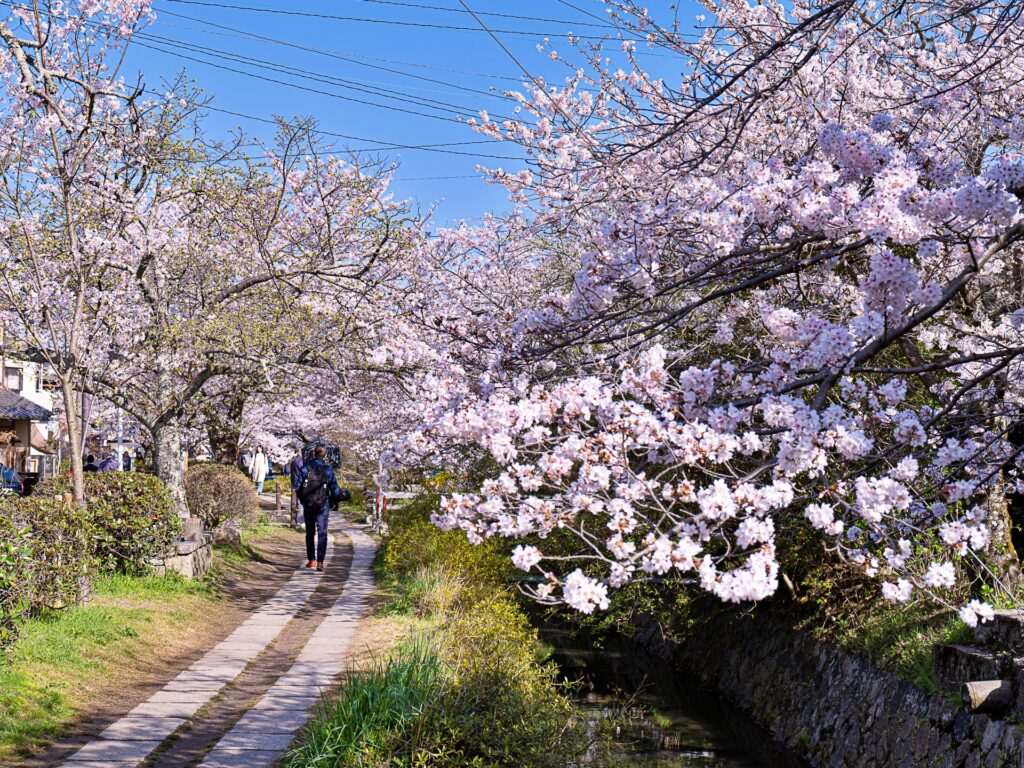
left=185, top=463, right=257, bottom=529
left=0, top=515, right=33, bottom=653
left=0, top=497, right=95, bottom=654
left=433, top=594, right=586, bottom=767
left=36, top=474, right=181, bottom=574
left=287, top=490, right=592, bottom=767
left=380, top=495, right=509, bottom=599
left=287, top=599, right=590, bottom=768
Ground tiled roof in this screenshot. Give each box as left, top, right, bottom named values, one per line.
left=0, top=389, right=52, bottom=421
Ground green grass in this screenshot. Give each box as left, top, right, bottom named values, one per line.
left=0, top=573, right=220, bottom=761
left=825, top=601, right=972, bottom=692
left=241, top=518, right=285, bottom=543
left=284, top=635, right=442, bottom=768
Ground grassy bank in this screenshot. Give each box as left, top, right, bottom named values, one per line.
left=285, top=496, right=596, bottom=768
left=0, top=573, right=217, bottom=761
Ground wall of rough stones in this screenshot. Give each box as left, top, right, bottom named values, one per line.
left=634, top=611, right=1024, bottom=768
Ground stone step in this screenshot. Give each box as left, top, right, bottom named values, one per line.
left=974, top=609, right=1024, bottom=654
left=933, top=644, right=1011, bottom=692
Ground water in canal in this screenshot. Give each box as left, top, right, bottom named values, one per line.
left=544, top=629, right=811, bottom=768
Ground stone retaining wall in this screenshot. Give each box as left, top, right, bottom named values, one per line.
left=636, top=611, right=1024, bottom=767
left=150, top=535, right=212, bottom=579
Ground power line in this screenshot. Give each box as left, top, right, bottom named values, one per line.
left=358, top=0, right=611, bottom=28
left=554, top=0, right=614, bottom=27
left=180, top=98, right=524, bottom=160
left=0, top=0, right=537, bottom=171
left=134, top=38, right=477, bottom=125
left=135, top=30, right=511, bottom=119
left=163, top=0, right=650, bottom=42
left=456, top=0, right=581, bottom=132
left=156, top=7, right=517, bottom=99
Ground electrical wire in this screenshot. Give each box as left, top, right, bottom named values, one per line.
left=357, top=0, right=611, bottom=28
left=176, top=96, right=524, bottom=160
left=135, top=30, right=512, bottom=118
left=0, top=0, right=527, bottom=159
left=163, top=0, right=651, bottom=42
left=156, top=6, right=518, bottom=98
left=133, top=39, right=477, bottom=124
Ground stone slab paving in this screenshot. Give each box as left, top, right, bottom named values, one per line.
left=62, top=533, right=337, bottom=767
left=199, top=525, right=377, bottom=768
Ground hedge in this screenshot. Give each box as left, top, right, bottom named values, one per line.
left=35, top=473, right=181, bottom=574
left=0, top=497, right=95, bottom=654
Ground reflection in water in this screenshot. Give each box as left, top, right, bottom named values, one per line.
left=544, top=629, right=810, bottom=768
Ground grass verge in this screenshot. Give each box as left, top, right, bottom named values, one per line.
left=285, top=494, right=597, bottom=768
left=0, top=573, right=217, bottom=762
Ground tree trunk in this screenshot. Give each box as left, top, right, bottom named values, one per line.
left=205, top=390, right=247, bottom=465
left=153, top=418, right=188, bottom=518
left=982, top=476, right=1021, bottom=595
left=60, top=378, right=86, bottom=506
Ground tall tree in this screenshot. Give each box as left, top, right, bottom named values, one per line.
left=0, top=0, right=156, bottom=503
left=392, top=0, right=1024, bottom=623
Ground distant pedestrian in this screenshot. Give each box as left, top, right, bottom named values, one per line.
left=0, top=463, right=23, bottom=496
left=250, top=446, right=269, bottom=494
left=122, top=451, right=132, bottom=471
left=238, top=447, right=253, bottom=474
left=288, top=448, right=304, bottom=528
left=97, top=454, right=118, bottom=472
left=83, top=454, right=99, bottom=473
left=296, top=445, right=343, bottom=571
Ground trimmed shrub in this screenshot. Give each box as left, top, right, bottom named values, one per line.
left=0, top=515, right=33, bottom=653
left=36, top=474, right=181, bottom=574
left=185, top=463, right=257, bottom=529
left=0, top=497, right=95, bottom=653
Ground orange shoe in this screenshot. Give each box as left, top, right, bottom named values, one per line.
left=316, top=561, right=324, bottom=572
left=306, top=560, right=316, bottom=568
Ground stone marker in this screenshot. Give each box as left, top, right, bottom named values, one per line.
left=963, top=680, right=1013, bottom=714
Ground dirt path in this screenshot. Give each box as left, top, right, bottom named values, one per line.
left=20, top=528, right=310, bottom=768
left=50, top=520, right=377, bottom=768
left=144, top=537, right=355, bottom=767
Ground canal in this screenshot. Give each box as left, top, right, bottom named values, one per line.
left=544, top=628, right=811, bottom=768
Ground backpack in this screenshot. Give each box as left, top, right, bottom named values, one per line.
left=299, top=463, right=330, bottom=509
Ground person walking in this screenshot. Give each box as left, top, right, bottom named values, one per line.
left=296, top=445, right=342, bottom=572
left=288, top=448, right=304, bottom=529
left=83, top=454, right=99, bottom=473
left=250, top=446, right=269, bottom=494
left=238, top=447, right=253, bottom=474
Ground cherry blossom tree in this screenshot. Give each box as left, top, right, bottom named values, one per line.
left=82, top=122, right=416, bottom=515
left=393, top=0, right=1024, bottom=623
left=0, top=0, right=155, bottom=503
left=0, top=0, right=417, bottom=513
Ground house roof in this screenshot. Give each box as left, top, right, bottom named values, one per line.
left=0, top=389, right=52, bottom=421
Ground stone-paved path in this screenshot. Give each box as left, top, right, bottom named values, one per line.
left=61, top=521, right=376, bottom=768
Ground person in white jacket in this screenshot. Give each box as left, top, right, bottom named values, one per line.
left=250, top=446, right=269, bottom=493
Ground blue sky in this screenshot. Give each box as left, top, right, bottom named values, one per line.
left=124, top=1, right=690, bottom=226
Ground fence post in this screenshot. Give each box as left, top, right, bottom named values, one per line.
left=275, top=484, right=282, bottom=514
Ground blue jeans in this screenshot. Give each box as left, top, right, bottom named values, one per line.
left=303, top=504, right=330, bottom=563
left=255, top=480, right=264, bottom=494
